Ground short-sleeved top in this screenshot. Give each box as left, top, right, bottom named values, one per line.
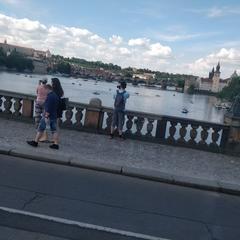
left=36, top=85, right=48, bottom=103
left=44, top=91, right=59, bottom=120
left=113, top=90, right=129, bottom=110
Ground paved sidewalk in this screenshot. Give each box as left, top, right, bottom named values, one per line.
left=0, top=118, right=240, bottom=194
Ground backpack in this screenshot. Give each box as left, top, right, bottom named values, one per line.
left=114, top=90, right=125, bottom=110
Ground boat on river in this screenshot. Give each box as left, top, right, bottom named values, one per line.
left=214, top=103, right=222, bottom=110
left=182, top=108, right=189, bottom=114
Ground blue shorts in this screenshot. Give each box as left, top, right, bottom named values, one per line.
left=38, top=117, right=57, bottom=133
left=111, top=109, right=125, bottom=131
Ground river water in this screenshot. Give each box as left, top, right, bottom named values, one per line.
left=0, top=72, right=224, bottom=123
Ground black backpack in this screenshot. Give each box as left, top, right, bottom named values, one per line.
left=114, top=90, right=125, bottom=110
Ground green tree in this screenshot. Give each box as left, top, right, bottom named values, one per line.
left=0, top=47, right=6, bottom=66
left=56, top=62, right=71, bottom=74
left=177, top=79, right=185, bottom=88
left=218, top=77, right=240, bottom=101
left=187, top=84, right=195, bottom=94
left=5, top=50, right=34, bottom=72
left=26, top=59, right=34, bottom=72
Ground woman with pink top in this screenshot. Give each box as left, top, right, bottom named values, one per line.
left=35, top=79, right=48, bottom=128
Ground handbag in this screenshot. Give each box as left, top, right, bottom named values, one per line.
left=60, top=98, right=68, bottom=111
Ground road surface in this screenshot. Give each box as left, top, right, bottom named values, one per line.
left=0, top=154, right=239, bottom=240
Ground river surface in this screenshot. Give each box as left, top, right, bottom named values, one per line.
left=0, top=72, right=224, bottom=123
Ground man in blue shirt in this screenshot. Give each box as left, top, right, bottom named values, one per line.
left=27, top=84, right=60, bottom=149
left=110, top=81, right=129, bottom=139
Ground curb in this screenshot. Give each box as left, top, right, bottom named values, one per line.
left=0, top=144, right=12, bottom=155
left=0, top=206, right=169, bottom=240
left=0, top=145, right=240, bottom=196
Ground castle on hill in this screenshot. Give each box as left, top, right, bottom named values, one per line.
left=0, top=39, right=51, bottom=73
left=0, top=39, right=51, bottom=59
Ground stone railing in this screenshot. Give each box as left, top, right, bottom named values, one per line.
left=0, top=89, right=237, bottom=155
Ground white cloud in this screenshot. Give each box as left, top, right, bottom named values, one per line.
left=145, top=43, right=172, bottom=57
left=109, top=35, right=123, bottom=45
left=119, top=47, right=131, bottom=55
left=187, top=6, right=240, bottom=18
left=207, top=7, right=224, bottom=18
left=0, top=14, right=46, bottom=32
left=208, top=6, right=240, bottom=18
left=66, top=27, right=91, bottom=37
left=0, top=13, right=172, bottom=71
left=1, top=13, right=239, bottom=77
left=128, top=38, right=150, bottom=47
left=187, top=48, right=240, bottom=77
left=155, top=32, right=220, bottom=42
left=0, top=0, right=20, bottom=5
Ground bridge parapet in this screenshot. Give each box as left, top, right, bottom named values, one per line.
left=0, top=89, right=235, bottom=155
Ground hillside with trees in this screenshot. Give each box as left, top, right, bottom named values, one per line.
left=49, top=54, right=197, bottom=84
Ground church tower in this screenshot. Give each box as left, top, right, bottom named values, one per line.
left=211, top=62, right=221, bottom=93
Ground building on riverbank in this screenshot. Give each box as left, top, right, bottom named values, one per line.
left=197, top=63, right=230, bottom=93
left=0, top=40, right=51, bottom=74
left=133, top=73, right=155, bottom=85
left=0, top=40, right=51, bottom=59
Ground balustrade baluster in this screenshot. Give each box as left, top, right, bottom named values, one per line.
left=199, top=125, right=210, bottom=148
left=105, top=112, right=112, bottom=131
left=146, top=118, right=154, bottom=137
left=209, top=126, right=221, bottom=150
left=135, top=117, right=145, bottom=136
left=4, top=96, right=12, bottom=114
left=63, top=106, right=74, bottom=127
left=13, top=98, right=22, bottom=116
left=167, top=120, right=177, bottom=143
left=188, top=124, right=199, bottom=145
left=125, top=115, right=134, bottom=135
left=178, top=122, right=188, bottom=144
left=74, top=107, right=84, bottom=128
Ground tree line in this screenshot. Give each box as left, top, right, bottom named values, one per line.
left=49, top=54, right=196, bottom=83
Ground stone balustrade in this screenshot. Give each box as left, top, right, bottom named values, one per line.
left=0, top=89, right=235, bottom=155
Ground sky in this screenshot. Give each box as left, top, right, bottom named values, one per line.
left=0, top=0, right=239, bottom=78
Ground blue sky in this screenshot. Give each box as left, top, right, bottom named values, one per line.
left=0, top=0, right=239, bottom=77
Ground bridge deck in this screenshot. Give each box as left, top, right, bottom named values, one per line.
left=0, top=118, right=240, bottom=194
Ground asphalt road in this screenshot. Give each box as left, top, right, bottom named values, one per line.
left=0, top=225, right=69, bottom=240
left=0, top=154, right=240, bottom=240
